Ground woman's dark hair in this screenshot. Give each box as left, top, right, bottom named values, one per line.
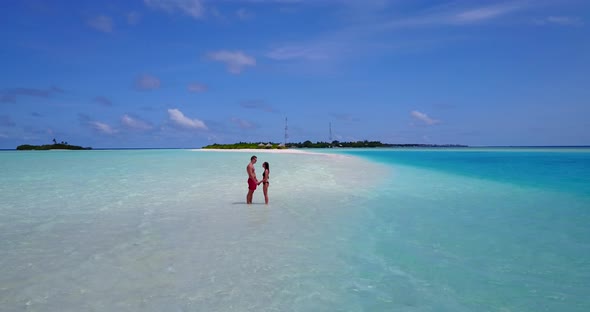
left=263, top=161, right=269, bottom=172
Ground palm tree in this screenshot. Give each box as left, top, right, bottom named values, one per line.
left=52, top=138, right=57, bottom=144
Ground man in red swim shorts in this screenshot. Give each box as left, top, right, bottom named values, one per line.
left=246, top=155, right=258, bottom=204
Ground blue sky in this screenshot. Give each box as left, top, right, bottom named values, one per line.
left=1, top=0, right=589, bottom=148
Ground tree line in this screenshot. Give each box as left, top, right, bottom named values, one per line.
left=203, top=140, right=467, bottom=149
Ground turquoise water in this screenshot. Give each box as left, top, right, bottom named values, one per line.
left=337, top=148, right=590, bottom=196
left=0, top=148, right=589, bottom=311
left=337, top=148, right=590, bottom=311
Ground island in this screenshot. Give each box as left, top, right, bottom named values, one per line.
left=202, top=140, right=467, bottom=149
left=203, top=142, right=287, bottom=149
left=17, top=139, right=92, bottom=150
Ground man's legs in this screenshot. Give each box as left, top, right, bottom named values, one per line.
left=247, top=178, right=257, bottom=204
left=247, top=190, right=254, bottom=204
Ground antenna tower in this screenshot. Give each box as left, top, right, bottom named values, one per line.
left=284, top=117, right=288, bottom=145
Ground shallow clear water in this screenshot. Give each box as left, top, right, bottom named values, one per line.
left=337, top=148, right=590, bottom=311
left=1, top=148, right=589, bottom=311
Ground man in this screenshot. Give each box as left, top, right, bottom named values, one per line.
left=246, top=155, right=258, bottom=204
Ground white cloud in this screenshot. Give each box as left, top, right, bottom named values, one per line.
left=265, top=2, right=530, bottom=66
left=207, top=50, right=256, bottom=74
left=266, top=45, right=329, bottom=61
left=452, top=3, right=522, bottom=24
left=135, top=74, right=161, bottom=90
left=87, top=15, right=113, bottom=33
left=91, top=121, right=118, bottom=134
left=121, top=115, right=153, bottom=131
left=188, top=83, right=208, bottom=93
left=231, top=117, right=257, bottom=129
left=168, top=108, right=208, bottom=130
left=411, top=110, right=439, bottom=125
left=536, top=16, right=584, bottom=26
left=144, top=0, right=205, bottom=19
left=0, top=133, right=8, bottom=138
left=381, top=2, right=527, bottom=29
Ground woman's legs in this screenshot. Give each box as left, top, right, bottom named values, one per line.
left=263, top=184, right=269, bottom=204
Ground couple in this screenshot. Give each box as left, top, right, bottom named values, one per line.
left=246, top=155, right=270, bottom=205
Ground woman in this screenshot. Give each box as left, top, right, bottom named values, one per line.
left=258, top=161, right=270, bottom=204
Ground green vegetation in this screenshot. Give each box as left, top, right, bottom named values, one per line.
left=17, top=139, right=92, bottom=150
left=202, top=142, right=287, bottom=149
left=202, top=140, right=467, bottom=149
left=290, top=140, right=386, bottom=148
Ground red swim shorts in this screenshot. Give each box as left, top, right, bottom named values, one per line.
left=248, top=178, right=257, bottom=190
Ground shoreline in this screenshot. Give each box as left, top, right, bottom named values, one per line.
left=192, top=148, right=333, bottom=156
